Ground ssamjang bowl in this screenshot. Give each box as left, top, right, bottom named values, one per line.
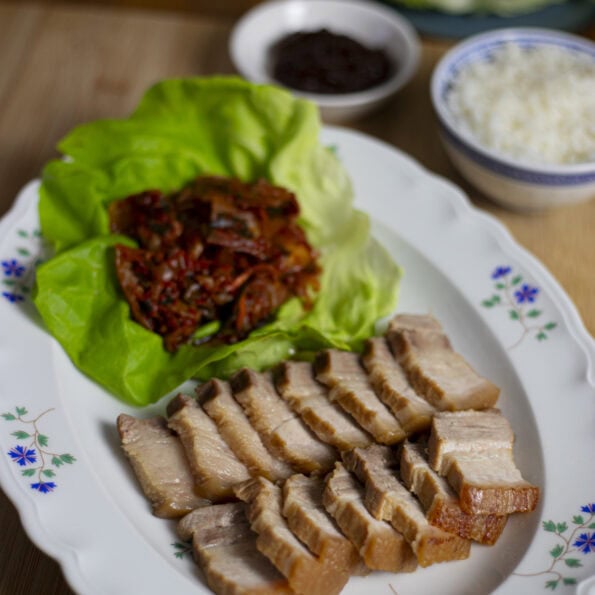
left=230, top=0, right=420, bottom=123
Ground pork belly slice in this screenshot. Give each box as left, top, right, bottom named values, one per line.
left=274, top=361, right=372, bottom=451
left=362, top=337, right=436, bottom=434
left=322, top=462, right=417, bottom=573
left=167, top=394, right=251, bottom=501
left=117, top=414, right=208, bottom=518
left=428, top=409, right=514, bottom=474
left=198, top=541, right=292, bottom=595
left=342, top=445, right=470, bottom=566
left=235, top=477, right=350, bottom=595
left=428, top=411, right=539, bottom=515
left=230, top=369, right=337, bottom=475
left=314, top=350, right=406, bottom=445
left=282, top=474, right=361, bottom=574
left=399, top=441, right=507, bottom=545
left=444, top=451, right=540, bottom=516
left=198, top=379, right=293, bottom=482
left=178, top=501, right=248, bottom=541
left=387, top=314, right=500, bottom=411
left=179, top=502, right=292, bottom=595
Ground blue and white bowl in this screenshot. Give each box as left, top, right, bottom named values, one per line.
left=431, top=28, right=595, bottom=210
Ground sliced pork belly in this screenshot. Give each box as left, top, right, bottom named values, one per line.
left=444, top=451, right=540, bottom=516
left=428, top=411, right=539, bottom=515
left=282, top=474, right=361, bottom=574
left=322, top=462, right=417, bottom=573
left=362, top=337, right=436, bottom=434
left=399, top=441, right=507, bottom=545
left=230, top=369, right=336, bottom=475
left=178, top=501, right=247, bottom=542
left=117, top=414, right=208, bottom=518
left=342, top=445, right=470, bottom=566
left=178, top=502, right=292, bottom=595
left=235, top=477, right=350, bottom=595
left=428, top=409, right=514, bottom=473
left=314, top=350, right=406, bottom=445
left=274, top=361, right=372, bottom=451
left=198, top=379, right=293, bottom=482
left=167, top=394, right=251, bottom=501
left=387, top=314, right=500, bottom=411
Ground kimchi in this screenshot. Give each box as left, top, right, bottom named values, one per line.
left=109, top=176, right=321, bottom=352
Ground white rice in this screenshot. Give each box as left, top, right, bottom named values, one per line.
left=446, top=42, right=595, bottom=165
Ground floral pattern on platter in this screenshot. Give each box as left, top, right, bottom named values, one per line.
left=1, top=229, right=45, bottom=305
left=514, top=503, right=595, bottom=590
left=481, top=266, right=557, bottom=349
left=3, top=406, right=76, bottom=493
left=172, top=541, right=193, bottom=559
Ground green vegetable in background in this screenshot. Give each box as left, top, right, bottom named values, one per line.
left=387, top=0, right=565, bottom=15
left=33, top=77, right=401, bottom=406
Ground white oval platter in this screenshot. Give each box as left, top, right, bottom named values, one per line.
left=0, top=126, right=593, bottom=595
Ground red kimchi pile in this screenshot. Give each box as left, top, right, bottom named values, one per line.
left=109, top=176, right=321, bottom=352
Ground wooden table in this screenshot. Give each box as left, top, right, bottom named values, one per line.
left=0, top=3, right=593, bottom=594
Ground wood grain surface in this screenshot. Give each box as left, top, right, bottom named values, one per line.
left=0, top=3, right=593, bottom=594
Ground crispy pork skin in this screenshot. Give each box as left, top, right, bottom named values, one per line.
left=387, top=314, right=500, bottom=411
left=231, top=369, right=337, bottom=475
left=282, top=474, right=361, bottom=574
left=342, top=445, right=470, bottom=566
left=117, top=414, right=208, bottom=518
left=198, top=379, right=293, bottom=482
left=314, top=350, right=406, bottom=445
left=235, top=477, right=350, bottom=595
left=428, top=411, right=539, bottom=515
left=322, top=462, right=417, bottom=573
left=274, top=361, right=372, bottom=451
left=178, top=502, right=293, bottom=595
left=362, top=337, right=436, bottom=434
left=399, top=441, right=507, bottom=545
left=167, top=394, right=251, bottom=501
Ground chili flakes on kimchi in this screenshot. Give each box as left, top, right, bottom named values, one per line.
left=109, top=176, right=321, bottom=352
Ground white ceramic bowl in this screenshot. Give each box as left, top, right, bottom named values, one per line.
left=431, top=28, right=595, bottom=211
left=230, top=0, right=420, bottom=123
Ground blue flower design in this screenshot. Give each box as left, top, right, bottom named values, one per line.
left=491, top=266, right=512, bottom=279
left=582, top=504, right=595, bottom=514
left=514, top=284, right=539, bottom=304
left=3, top=405, right=75, bottom=496
left=8, top=445, right=37, bottom=466
left=1, top=292, right=24, bottom=304
left=574, top=532, right=595, bottom=554
left=30, top=481, right=56, bottom=494
left=1, top=259, right=25, bottom=278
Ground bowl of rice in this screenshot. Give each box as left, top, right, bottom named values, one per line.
left=431, top=28, right=595, bottom=210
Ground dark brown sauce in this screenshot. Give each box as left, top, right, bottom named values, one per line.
left=270, top=28, right=394, bottom=94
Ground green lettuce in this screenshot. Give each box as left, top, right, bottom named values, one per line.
left=33, top=77, right=400, bottom=405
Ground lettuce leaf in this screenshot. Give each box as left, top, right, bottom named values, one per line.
left=33, top=77, right=400, bottom=405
